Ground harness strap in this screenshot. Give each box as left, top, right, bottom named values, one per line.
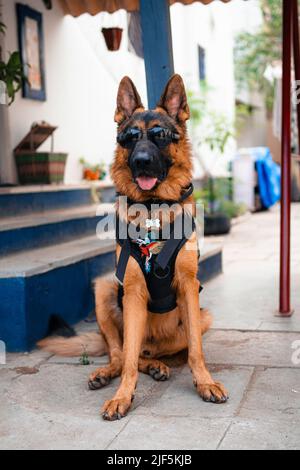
left=115, top=239, right=131, bottom=285
left=155, top=238, right=183, bottom=271
left=178, top=183, right=194, bottom=202
left=155, top=214, right=195, bottom=270
left=118, top=285, right=177, bottom=314
left=115, top=183, right=195, bottom=285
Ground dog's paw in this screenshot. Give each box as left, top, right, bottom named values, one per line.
left=148, top=363, right=170, bottom=381
left=195, top=381, right=229, bottom=404
left=88, top=368, right=112, bottom=390
left=101, top=396, right=133, bottom=421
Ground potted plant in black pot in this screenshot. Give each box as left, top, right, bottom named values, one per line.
left=194, top=177, right=247, bottom=235
left=188, top=84, right=236, bottom=235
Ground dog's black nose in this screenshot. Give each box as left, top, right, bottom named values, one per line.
left=132, top=151, right=153, bottom=169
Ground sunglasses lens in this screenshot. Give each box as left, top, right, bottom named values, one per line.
left=148, top=127, right=173, bottom=148
left=117, top=126, right=179, bottom=149
left=117, top=128, right=142, bottom=148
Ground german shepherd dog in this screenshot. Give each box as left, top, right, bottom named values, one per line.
left=39, top=75, right=228, bottom=420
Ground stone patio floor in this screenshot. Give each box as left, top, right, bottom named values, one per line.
left=1, top=204, right=300, bottom=450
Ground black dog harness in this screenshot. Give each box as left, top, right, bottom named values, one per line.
left=115, top=184, right=202, bottom=314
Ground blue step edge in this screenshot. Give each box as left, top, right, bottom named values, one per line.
left=0, top=248, right=222, bottom=353
left=0, top=251, right=115, bottom=352
left=0, top=187, right=92, bottom=217
left=0, top=215, right=107, bottom=256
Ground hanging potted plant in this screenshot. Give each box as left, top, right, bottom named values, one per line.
left=101, top=27, right=123, bottom=51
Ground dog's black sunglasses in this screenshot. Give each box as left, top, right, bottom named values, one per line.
left=117, top=126, right=180, bottom=149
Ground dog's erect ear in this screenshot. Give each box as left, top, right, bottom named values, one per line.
left=157, top=74, right=190, bottom=122
left=114, top=76, right=144, bottom=124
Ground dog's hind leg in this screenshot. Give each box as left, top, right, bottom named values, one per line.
left=88, top=278, right=123, bottom=390
left=138, top=357, right=170, bottom=381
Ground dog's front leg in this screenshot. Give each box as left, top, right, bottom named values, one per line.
left=176, top=248, right=229, bottom=404
left=102, top=262, right=148, bottom=421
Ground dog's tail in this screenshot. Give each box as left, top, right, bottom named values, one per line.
left=37, top=331, right=107, bottom=357
left=200, top=308, right=213, bottom=335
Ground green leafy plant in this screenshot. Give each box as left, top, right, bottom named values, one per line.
left=79, top=157, right=107, bottom=181
left=0, top=21, right=6, bottom=35
left=0, top=17, right=24, bottom=104
left=188, top=83, right=234, bottom=170
left=194, top=178, right=247, bottom=219
left=234, top=0, right=282, bottom=113
left=188, top=83, right=234, bottom=216
left=195, top=178, right=230, bottom=215
left=79, top=347, right=90, bottom=366
left=0, top=52, right=24, bottom=104
left=235, top=102, right=252, bottom=136
left=218, top=199, right=248, bottom=219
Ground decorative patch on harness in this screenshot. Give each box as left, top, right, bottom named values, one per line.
left=145, top=218, right=161, bottom=229
left=132, top=238, right=165, bottom=273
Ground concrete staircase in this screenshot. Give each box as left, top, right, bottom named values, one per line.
left=0, top=184, right=223, bottom=352
left=0, top=185, right=115, bottom=352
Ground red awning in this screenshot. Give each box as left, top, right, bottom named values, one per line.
left=59, top=0, right=231, bottom=17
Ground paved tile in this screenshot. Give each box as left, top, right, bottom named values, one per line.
left=0, top=405, right=129, bottom=450
left=204, top=330, right=300, bottom=367
left=2, top=350, right=52, bottom=370
left=2, top=363, right=159, bottom=419
left=203, top=205, right=300, bottom=332
left=108, top=416, right=231, bottom=450
left=238, top=367, right=300, bottom=423
left=258, top=318, right=300, bottom=333
left=0, top=369, right=17, bottom=394
left=219, top=418, right=300, bottom=450
left=47, top=354, right=108, bottom=365
left=136, top=366, right=253, bottom=418
left=1, top=206, right=300, bottom=449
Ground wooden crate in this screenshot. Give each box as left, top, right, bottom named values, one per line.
left=14, top=122, right=68, bottom=185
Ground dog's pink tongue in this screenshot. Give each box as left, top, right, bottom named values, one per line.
left=136, top=176, right=158, bottom=190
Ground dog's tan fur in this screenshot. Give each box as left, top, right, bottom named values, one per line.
left=38, top=75, right=228, bottom=420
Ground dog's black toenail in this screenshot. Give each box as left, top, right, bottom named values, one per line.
left=88, top=381, right=98, bottom=390
left=159, top=374, right=168, bottom=381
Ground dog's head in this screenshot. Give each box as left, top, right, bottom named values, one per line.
left=111, top=74, right=193, bottom=202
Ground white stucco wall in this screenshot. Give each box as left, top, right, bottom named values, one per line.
left=0, top=0, right=263, bottom=184
left=171, top=0, right=263, bottom=176
left=1, top=0, right=146, bottom=184
left=171, top=1, right=236, bottom=176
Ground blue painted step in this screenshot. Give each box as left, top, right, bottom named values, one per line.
left=0, top=239, right=222, bottom=352
left=0, top=234, right=116, bottom=352
left=0, top=185, right=93, bottom=217
left=0, top=205, right=115, bottom=256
